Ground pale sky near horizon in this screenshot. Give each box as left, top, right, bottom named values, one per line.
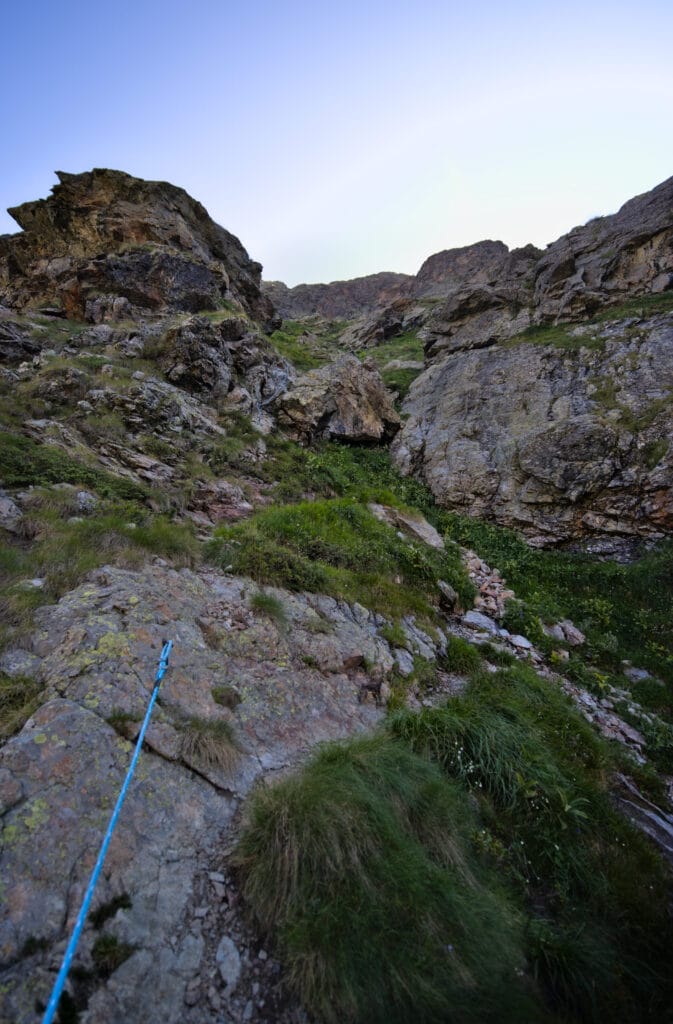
left=2, top=0, right=672, bottom=285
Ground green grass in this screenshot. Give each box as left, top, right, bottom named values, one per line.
left=504, top=323, right=605, bottom=352
left=440, top=512, right=673, bottom=690
left=388, top=662, right=673, bottom=1021
left=269, top=319, right=346, bottom=371
left=0, top=496, right=200, bottom=650
left=361, top=331, right=425, bottom=402
left=179, top=716, right=239, bottom=772
left=249, top=590, right=288, bottom=628
left=235, top=733, right=535, bottom=1024
left=381, top=367, right=421, bottom=401
left=442, top=635, right=484, bottom=675
left=206, top=498, right=473, bottom=621
left=0, top=430, right=147, bottom=502
left=594, top=290, right=673, bottom=322
left=503, top=293, right=673, bottom=353
left=0, top=673, right=44, bottom=740
left=360, top=330, right=424, bottom=368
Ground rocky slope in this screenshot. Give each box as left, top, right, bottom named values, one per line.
left=268, top=176, right=673, bottom=552
left=263, top=271, right=411, bottom=320
left=1, top=170, right=673, bottom=1024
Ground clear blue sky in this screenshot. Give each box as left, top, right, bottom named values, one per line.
left=2, top=0, right=672, bottom=284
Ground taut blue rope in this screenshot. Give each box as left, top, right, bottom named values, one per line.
left=42, top=640, right=173, bottom=1024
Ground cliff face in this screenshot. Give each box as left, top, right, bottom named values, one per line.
left=422, top=176, right=673, bottom=359
left=0, top=169, right=278, bottom=328
left=392, top=314, right=673, bottom=554
left=262, top=271, right=411, bottom=320
left=390, top=178, right=673, bottom=553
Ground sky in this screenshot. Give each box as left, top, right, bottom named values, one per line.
left=1, top=1, right=672, bottom=285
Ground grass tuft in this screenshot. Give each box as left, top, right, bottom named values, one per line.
left=249, top=590, right=288, bottom=629
left=179, top=716, right=240, bottom=772
left=91, top=934, right=135, bottom=978
left=0, top=673, right=44, bottom=740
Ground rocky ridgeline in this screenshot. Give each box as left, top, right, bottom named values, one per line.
left=0, top=169, right=277, bottom=328
left=267, top=176, right=673, bottom=553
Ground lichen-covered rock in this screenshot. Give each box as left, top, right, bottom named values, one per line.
left=276, top=354, right=400, bottom=443
left=0, top=562, right=395, bottom=1022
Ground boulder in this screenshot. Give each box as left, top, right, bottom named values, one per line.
left=276, top=354, right=400, bottom=443
left=368, top=503, right=444, bottom=549
left=0, top=490, right=22, bottom=533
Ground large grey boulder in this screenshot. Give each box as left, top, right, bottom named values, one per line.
left=276, top=354, right=400, bottom=443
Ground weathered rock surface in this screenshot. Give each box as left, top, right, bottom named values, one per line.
left=157, top=315, right=293, bottom=406
left=0, top=313, right=41, bottom=363
left=276, top=354, right=400, bottom=443
left=262, top=272, right=411, bottom=320
left=393, top=313, right=673, bottom=551
left=0, top=170, right=278, bottom=328
left=368, top=503, right=445, bottom=549
left=422, top=177, right=673, bottom=359
left=0, top=562, right=392, bottom=1022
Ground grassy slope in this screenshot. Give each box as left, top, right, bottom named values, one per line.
left=1, top=315, right=672, bottom=1020
left=237, top=661, right=673, bottom=1022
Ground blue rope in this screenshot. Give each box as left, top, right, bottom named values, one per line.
left=42, top=640, right=173, bottom=1024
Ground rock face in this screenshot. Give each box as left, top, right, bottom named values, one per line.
left=158, top=315, right=293, bottom=408
left=0, top=562, right=392, bottom=1023
left=413, top=240, right=512, bottom=298
left=393, top=313, right=673, bottom=552
left=276, top=354, right=401, bottom=443
left=422, top=176, right=673, bottom=358
left=0, top=169, right=278, bottom=328
left=267, top=177, right=673, bottom=358
left=262, top=272, right=411, bottom=320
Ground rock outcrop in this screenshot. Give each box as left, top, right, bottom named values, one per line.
left=393, top=313, right=673, bottom=553
left=276, top=354, right=400, bottom=443
left=263, top=271, right=411, bottom=321
left=422, top=176, right=673, bottom=358
left=0, top=169, right=278, bottom=328
left=0, top=562, right=395, bottom=1022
